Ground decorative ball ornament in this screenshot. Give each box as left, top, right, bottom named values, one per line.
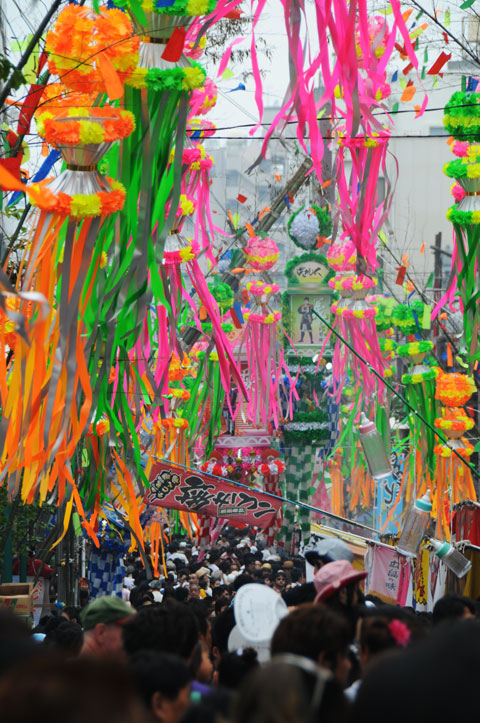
left=244, top=236, right=279, bottom=272
left=287, top=205, right=332, bottom=250
left=355, top=16, right=390, bottom=65
left=190, top=78, right=218, bottom=116
left=326, top=238, right=357, bottom=272
left=207, top=281, right=234, bottom=314
left=444, top=91, right=480, bottom=143
left=392, top=301, right=427, bottom=337
left=45, top=5, right=139, bottom=97
left=435, top=372, right=474, bottom=408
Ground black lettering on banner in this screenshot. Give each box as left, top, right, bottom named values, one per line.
left=149, top=469, right=181, bottom=501
left=174, top=475, right=215, bottom=512
left=295, top=265, right=322, bottom=279
left=383, top=479, right=396, bottom=507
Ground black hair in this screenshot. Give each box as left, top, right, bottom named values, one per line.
left=129, top=584, right=155, bottom=610
left=352, top=620, right=480, bottom=723
left=271, top=603, right=350, bottom=668
left=187, top=599, right=210, bottom=638
left=212, top=606, right=235, bottom=654
left=44, top=621, right=83, bottom=657
left=129, top=651, right=190, bottom=709
left=282, top=582, right=316, bottom=607
left=232, top=574, right=254, bottom=592
left=290, top=568, right=302, bottom=583
left=123, top=600, right=199, bottom=660
left=218, top=647, right=259, bottom=690
left=432, top=593, right=475, bottom=626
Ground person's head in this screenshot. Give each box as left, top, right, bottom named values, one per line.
left=195, top=567, right=211, bottom=588
left=0, top=657, right=144, bottom=723
left=123, top=600, right=199, bottom=662
left=304, top=296, right=309, bottom=302
left=80, top=596, right=135, bottom=659
left=44, top=621, right=83, bottom=658
left=352, top=620, right=480, bottom=723
left=189, top=583, right=200, bottom=599
left=432, top=593, right=475, bottom=626
left=232, top=657, right=347, bottom=723
left=274, top=571, right=287, bottom=590
left=218, top=647, right=259, bottom=690
left=290, top=568, right=303, bottom=584
left=0, top=609, right=39, bottom=677
left=130, top=585, right=155, bottom=610
left=212, top=606, right=235, bottom=663
left=129, top=651, right=191, bottom=723
left=305, top=539, right=354, bottom=573
left=358, top=616, right=411, bottom=672
left=313, top=560, right=366, bottom=607
left=271, top=603, right=351, bottom=687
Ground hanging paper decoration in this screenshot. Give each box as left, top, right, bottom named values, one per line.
left=324, top=241, right=385, bottom=404
left=190, top=77, right=218, bottom=116
left=244, top=236, right=279, bottom=272
left=45, top=5, right=140, bottom=97
left=115, top=0, right=216, bottom=73
left=241, top=280, right=288, bottom=427
left=368, top=295, right=397, bottom=377
left=287, top=205, right=332, bottom=251
left=433, top=372, right=477, bottom=538
left=438, top=94, right=480, bottom=362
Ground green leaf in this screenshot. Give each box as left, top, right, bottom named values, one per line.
left=460, top=0, right=476, bottom=9
left=474, top=442, right=480, bottom=452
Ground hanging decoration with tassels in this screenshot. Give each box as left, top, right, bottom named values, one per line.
left=436, top=95, right=480, bottom=363
left=241, top=278, right=288, bottom=428
left=0, top=27, right=137, bottom=529
left=433, top=372, right=477, bottom=539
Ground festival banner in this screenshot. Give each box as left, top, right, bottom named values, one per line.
left=374, top=452, right=405, bottom=535
left=365, top=545, right=411, bottom=605
left=146, top=461, right=282, bottom=529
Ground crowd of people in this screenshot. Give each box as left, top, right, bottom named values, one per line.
left=1, top=525, right=480, bottom=722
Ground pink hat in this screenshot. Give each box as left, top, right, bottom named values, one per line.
left=313, top=560, right=367, bottom=603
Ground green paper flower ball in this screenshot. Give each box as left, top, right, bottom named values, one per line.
left=208, top=281, right=234, bottom=313
left=444, top=91, right=480, bottom=142
left=392, top=300, right=426, bottom=336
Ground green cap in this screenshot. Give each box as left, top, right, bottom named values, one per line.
left=80, top=596, right=135, bottom=630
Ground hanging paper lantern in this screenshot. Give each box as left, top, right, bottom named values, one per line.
left=440, top=94, right=480, bottom=361
left=162, top=233, right=197, bottom=265
left=246, top=280, right=280, bottom=302
left=187, top=118, right=216, bottom=139
left=432, top=372, right=477, bottom=538
left=32, top=102, right=128, bottom=217
left=244, top=236, right=279, bottom=272
left=114, top=0, right=216, bottom=72
left=287, top=205, right=332, bottom=250
left=242, top=282, right=289, bottom=426
left=45, top=5, right=139, bottom=97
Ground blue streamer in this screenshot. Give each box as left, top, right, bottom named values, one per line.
left=8, top=149, right=61, bottom=206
